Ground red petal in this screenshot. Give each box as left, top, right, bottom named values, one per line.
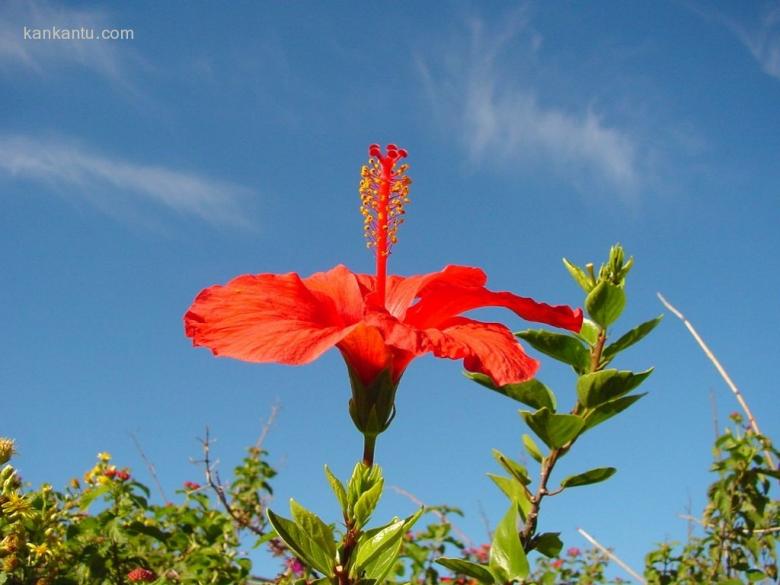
left=358, top=265, right=487, bottom=319
left=302, top=264, right=365, bottom=324
left=405, top=273, right=583, bottom=332
left=338, top=323, right=393, bottom=385
left=421, top=317, right=539, bottom=386
left=184, top=267, right=362, bottom=366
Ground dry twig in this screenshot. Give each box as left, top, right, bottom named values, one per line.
left=196, top=427, right=266, bottom=537
left=255, top=400, right=281, bottom=452
left=577, top=527, right=646, bottom=584
left=477, top=500, right=493, bottom=543
left=390, top=485, right=473, bottom=546
left=130, top=432, right=169, bottom=504
left=657, top=292, right=776, bottom=470
left=677, top=514, right=780, bottom=535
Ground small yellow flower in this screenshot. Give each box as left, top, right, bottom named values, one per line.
left=97, top=452, right=111, bottom=462
left=0, top=533, right=21, bottom=553
left=3, top=554, right=20, bottom=571
left=0, top=438, right=16, bottom=464
left=2, top=492, right=34, bottom=520
left=26, top=541, right=52, bottom=560
left=84, top=464, right=102, bottom=484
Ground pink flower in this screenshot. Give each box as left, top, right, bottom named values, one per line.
left=286, top=557, right=305, bottom=575
left=567, top=547, right=581, bottom=557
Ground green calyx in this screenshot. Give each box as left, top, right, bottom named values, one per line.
left=347, top=366, right=399, bottom=440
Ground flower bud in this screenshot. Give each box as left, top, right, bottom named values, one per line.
left=127, top=568, right=156, bottom=582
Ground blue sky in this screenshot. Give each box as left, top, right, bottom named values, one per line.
left=2, top=0, right=779, bottom=579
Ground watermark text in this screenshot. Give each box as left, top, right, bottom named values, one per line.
left=23, top=26, right=134, bottom=41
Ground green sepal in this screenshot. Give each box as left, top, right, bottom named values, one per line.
left=436, top=558, right=495, bottom=584
left=585, top=281, right=626, bottom=328
left=267, top=507, right=333, bottom=575
left=522, top=434, right=544, bottom=464
left=560, top=467, right=617, bottom=488
left=602, top=315, right=663, bottom=364
left=492, top=449, right=531, bottom=485
left=290, top=499, right=337, bottom=559
left=576, top=369, right=653, bottom=408
left=465, top=372, right=556, bottom=411
left=529, top=532, right=563, bottom=558
left=515, top=330, right=590, bottom=374
left=582, top=393, right=646, bottom=432
left=562, top=258, right=594, bottom=292
left=489, top=504, right=529, bottom=583
left=347, top=366, right=398, bottom=437
left=520, top=407, right=584, bottom=449
left=324, top=465, right=348, bottom=515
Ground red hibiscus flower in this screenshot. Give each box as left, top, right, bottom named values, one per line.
left=185, top=145, right=582, bottom=464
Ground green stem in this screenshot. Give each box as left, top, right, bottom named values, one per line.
left=362, top=435, right=376, bottom=467
left=521, top=326, right=608, bottom=549
left=591, top=329, right=606, bottom=372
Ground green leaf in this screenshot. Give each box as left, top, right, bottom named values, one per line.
left=530, top=532, right=563, bottom=558
left=522, top=434, right=544, bottom=464
left=79, top=485, right=109, bottom=511
left=576, top=369, right=653, bottom=408
left=562, top=258, right=593, bottom=292
left=560, top=467, right=617, bottom=488
left=489, top=505, right=529, bottom=583
left=520, top=408, right=584, bottom=449
left=124, top=521, right=168, bottom=542
left=516, top=330, right=590, bottom=374
left=436, top=558, right=495, bottom=584
left=324, top=465, right=348, bottom=514
left=487, top=474, right=532, bottom=519
left=347, top=462, right=379, bottom=505
left=585, top=281, right=626, bottom=328
left=492, top=450, right=531, bottom=485
left=582, top=393, right=646, bottom=432
left=290, top=499, right=337, bottom=559
left=577, top=319, right=600, bottom=346
left=465, top=372, right=556, bottom=411
left=353, top=509, right=423, bottom=581
left=757, top=468, right=780, bottom=479
left=352, top=518, right=405, bottom=580
left=352, top=476, right=384, bottom=529
left=602, top=315, right=663, bottom=363
left=267, top=508, right=333, bottom=575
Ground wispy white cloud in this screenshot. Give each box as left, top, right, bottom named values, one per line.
left=728, top=4, right=780, bottom=80
left=0, top=135, right=253, bottom=228
left=0, top=0, right=134, bottom=81
left=417, top=16, right=640, bottom=198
